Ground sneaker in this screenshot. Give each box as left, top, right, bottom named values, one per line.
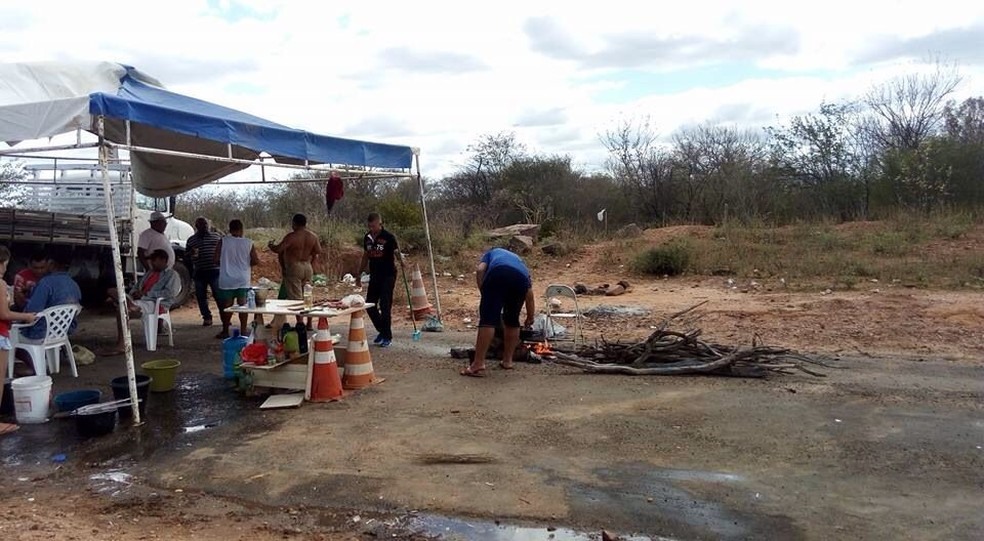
left=373, top=334, right=384, bottom=345
left=202, top=319, right=213, bottom=327
left=378, top=339, right=392, bottom=348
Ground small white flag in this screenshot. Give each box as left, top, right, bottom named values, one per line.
left=596, top=208, right=606, bottom=222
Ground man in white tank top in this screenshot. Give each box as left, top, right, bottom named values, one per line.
left=213, top=219, right=259, bottom=339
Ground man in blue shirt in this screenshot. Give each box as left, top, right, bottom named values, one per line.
left=461, top=248, right=535, bottom=377
left=21, top=252, right=82, bottom=340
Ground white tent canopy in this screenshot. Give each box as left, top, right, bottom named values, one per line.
left=0, top=61, right=441, bottom=423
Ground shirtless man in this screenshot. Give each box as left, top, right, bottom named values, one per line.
left=269, top=214, right=323, bottom=323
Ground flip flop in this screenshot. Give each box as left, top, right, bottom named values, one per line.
left=0, top=423, right=19, bottom=436
left=459, top=366, right=487, bottom=378
left=499, top=362, right=515, bottom=370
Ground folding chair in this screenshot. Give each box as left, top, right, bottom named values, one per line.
left=544, top=284, right=585, bottom=347
left=9, top=303, right=82, bottom=377
left=135, top=297, right=173, bottom=351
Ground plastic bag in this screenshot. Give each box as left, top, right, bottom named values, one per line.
left=532, top=314, right=566, bottom=338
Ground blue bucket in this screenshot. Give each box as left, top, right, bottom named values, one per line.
left=53, top=389, right=102, bottom=413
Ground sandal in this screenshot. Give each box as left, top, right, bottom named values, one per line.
left=499, top=362, right=515, bottom=370
left=0, top=423, right=19, bottom=436
left=459, top=366, right=487, bottom=378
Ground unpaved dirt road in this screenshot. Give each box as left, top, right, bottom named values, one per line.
left=2, top=239, right=983, bottom=540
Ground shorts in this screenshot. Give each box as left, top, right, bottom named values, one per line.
left=217, top=288, right=250, bottom=303
left=478, top=267, right=529, bottom=327
left=0, top=335, right=10, bottom=351
left=284, top=261, right=313, bottom=300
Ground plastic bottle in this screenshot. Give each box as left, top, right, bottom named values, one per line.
left=222, top=328, right=249, bottom=380
left=246, top=288, right=256, bottom=309
left=303, top=282, right=313, bottom=309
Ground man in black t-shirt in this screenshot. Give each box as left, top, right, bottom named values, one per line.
left=357, top=212, right=404, bottom=347
left=185, top=217, right=222, bottom=326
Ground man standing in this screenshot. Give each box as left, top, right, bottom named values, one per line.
left=214, top=219, right=259, bottom=339
left=12, top=252, right=48, bottom=311
left=186, top=217, right=222, bottom=327
left=357, top=213, right=403, bottom=347
left=269, top=214, right=323, bottom=316
left=460, top=248, right=535, bottom=377
left=138, top=212, right=175, bottom=269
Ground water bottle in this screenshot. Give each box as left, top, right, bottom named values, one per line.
left=246, top=288, right=256, bottom=309
left=222, top=328, right=249, bottom=380
left=303, top=282, right=313, bottom=309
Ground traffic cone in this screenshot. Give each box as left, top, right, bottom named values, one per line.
left=342, top=309, right=378, bottom=389
left=409, top=264, right=433, bottom=319
left=307, top=317, right=343, bottom=402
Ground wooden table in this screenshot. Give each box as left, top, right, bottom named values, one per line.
left=226, top=300, right=374, bottom=402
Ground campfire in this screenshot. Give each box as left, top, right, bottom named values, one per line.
left=530, top=340, right=554, bottom=357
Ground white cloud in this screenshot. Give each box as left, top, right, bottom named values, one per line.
left=3, top=0, right=984, bottom=180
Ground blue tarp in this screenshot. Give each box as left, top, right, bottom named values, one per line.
left=88, top=66, right=413, bottom=169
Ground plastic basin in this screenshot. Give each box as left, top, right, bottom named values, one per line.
left=54, top=389, right=102, bottom=412
left=141, top=359, right=181, bottom=392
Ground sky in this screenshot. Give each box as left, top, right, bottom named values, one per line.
left=3, top=0, right=984, bottom=180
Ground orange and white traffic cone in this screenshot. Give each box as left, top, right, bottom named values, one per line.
left=342, top=309, right=378, bottom=390
left=409, top=264, right=433, bottom=320
left=307, top=317, right=344, bottom=402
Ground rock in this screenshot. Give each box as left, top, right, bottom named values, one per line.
left=617, top=280, right=630, bottom=289
left=616, top=223, right=643, bottom=238
left=487, top=223, right=541, bottom=242
left=541, top=241, right=573, bottom=256
left=605, top=285, right=626, bottom=296
left=508, top=235, right=534, bottom=254
left=573, top=282, right=588, bottom=294
left=602, top=530, right=620, bottom=541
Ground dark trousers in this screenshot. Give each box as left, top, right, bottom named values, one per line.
left=194, top=269, right=221, bottom=321
left=365, top=274, right=396, bottom=340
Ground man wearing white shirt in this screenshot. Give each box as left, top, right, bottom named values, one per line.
left=138, top=212, right=175, bottom=269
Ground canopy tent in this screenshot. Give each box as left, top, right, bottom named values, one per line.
left=0, top=61, right=441, bottom=423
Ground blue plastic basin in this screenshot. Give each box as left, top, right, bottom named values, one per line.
left=53, top=389, right=102, bottom=412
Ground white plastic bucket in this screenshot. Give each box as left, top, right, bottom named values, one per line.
left=12, top=375, right=53, bottom=424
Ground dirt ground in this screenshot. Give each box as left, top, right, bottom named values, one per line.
left=2, top=233, right=983, bottom=540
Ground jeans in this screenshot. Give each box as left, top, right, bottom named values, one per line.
left=194, top=269, right=221, bottom=321
left=365, top=274, right=396, bottom=341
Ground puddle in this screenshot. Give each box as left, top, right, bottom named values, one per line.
left=0, top=371, right=268, bottom=468
left=400, top=513, right=665, bottom=541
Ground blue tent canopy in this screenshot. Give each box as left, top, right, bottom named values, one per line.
left=0, top=61, right=415, bottom=196
left=89, top=66, right=413, bottom=169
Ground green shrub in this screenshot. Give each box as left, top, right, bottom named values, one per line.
left=633, top=241, right=692, bottom=276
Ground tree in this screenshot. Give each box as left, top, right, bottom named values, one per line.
left=0, top=160, right=26, bottom=206
left=864, top=61, right=962, bottom=152
left=671, top=123, right=770, bottom=223
left=767, top=102, right=870, bottom=219
left=601, top=117, right=678, bottom=223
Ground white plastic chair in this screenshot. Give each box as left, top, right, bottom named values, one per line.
left=544, top=284, right=585, bottom=347
left=135, top=297, right=173, bottom=351
left=9, top=303, right=82, bottom=377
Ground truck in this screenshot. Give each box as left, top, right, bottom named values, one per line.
left=0, top=162, right=194, bottom=306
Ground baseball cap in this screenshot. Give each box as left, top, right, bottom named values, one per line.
left=149, top=211, right=169, bottom=222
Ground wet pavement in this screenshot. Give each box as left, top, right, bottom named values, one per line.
left=3, top=368, right=670, bottom=540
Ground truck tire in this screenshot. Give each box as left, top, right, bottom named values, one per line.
left=172, top=261, right=193, bottom=307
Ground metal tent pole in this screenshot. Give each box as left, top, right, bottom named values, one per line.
left=414, top=151, right=441, bottom=320
left=97, top=117, right=141, bottom=425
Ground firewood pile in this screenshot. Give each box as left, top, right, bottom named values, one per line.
left=551, top=302, right=833, bottom=378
